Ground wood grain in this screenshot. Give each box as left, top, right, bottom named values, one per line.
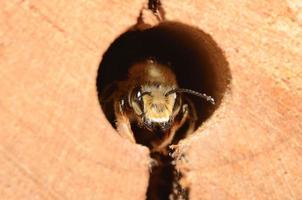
left=0, top=0, right=301, bottom=199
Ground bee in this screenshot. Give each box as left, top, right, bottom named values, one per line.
left=102, top=59, right=214, bottom=153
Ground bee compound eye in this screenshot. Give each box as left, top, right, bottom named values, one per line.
left=120, top=98, right=125, bottom=107
left=136, top=90, right=142, bottom=100
left=129, top=87, right=145, bottom=114
left=173, top=94, right=182, bottom=113
left=130, top=87, right=141, bottom=102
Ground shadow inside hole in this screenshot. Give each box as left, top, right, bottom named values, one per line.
left=97, top=21, right=230, bottom=131
left=96, top=21, right=230, bottom=200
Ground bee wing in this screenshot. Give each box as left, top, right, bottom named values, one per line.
left=100, top=81, right=119, bottom=103
left=99, top=82, right=120, bottom=128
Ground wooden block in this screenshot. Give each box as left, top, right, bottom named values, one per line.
left=0, top=0, right=301, bottom=199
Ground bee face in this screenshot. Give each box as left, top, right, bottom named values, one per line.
left=129, top=84, right=181, bottom=132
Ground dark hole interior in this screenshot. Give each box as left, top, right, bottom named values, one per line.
left=96, top=21, right=230, bottom=200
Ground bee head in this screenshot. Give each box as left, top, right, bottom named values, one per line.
left=129, top=85, right=181, bottom=132
left=128, top=84, right=215, bottom=132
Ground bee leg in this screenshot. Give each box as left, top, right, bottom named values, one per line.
left=114, top=99, right=136, bottom=143
left=148, top=157, right=159, bottom=172
left=151, top=104, right=189, bottom=153
left=183, top=97, right=198, bottom=137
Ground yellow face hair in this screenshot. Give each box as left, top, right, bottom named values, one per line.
left=142, top=89, right=176, bottom=123
left=134, top=85, right=177, bottom=124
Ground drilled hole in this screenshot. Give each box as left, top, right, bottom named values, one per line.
left=96, top=21, right=230, bottom=200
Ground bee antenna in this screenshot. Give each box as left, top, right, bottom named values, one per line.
left=166, top=88, right=215, bottom=105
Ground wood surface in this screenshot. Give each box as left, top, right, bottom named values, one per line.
left=0, top=0, right=302, bottom=199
